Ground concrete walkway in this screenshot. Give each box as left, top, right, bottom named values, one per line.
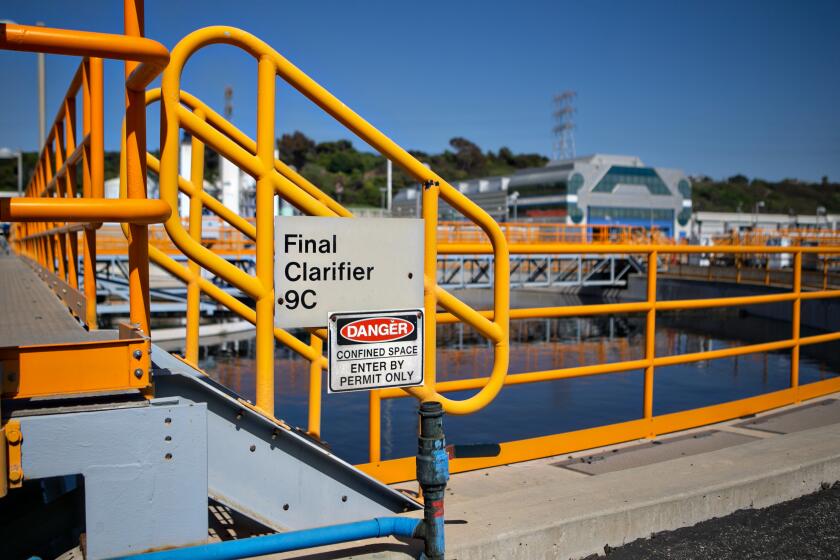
left=253, top=395, right=840, bottom=559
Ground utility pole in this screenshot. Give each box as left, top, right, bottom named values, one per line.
left=224, top=86, right=233, bottom=119
left=222, top=85, right=233, bottom=181
left=219, top=85, right=243, bottom=215
left=753, top=200, right=765, bottom=229
left=37, top=21, right=46, bottom=149
left=386, top=159, right=392, bottom=213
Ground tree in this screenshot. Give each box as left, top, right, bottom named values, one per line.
left=512, top=152, right=549, bottom=169
left=315, top=140, right=353, bottom=154
left=277, top=131, right=315, bottom=170
left=498, top=146, right=515, bottom=166
left=449, top=137, right=485, bottom=175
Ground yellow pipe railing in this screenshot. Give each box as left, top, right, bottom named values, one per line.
left=5, top=13, right=840, bottom=489
left=147, top=26, right=510, bottom=419
left=104, top=25, right=840, bottom=483
left=359, top=241, right=840, bottom=482
left=118, top=88, right=334, bottom=425
left=2, top=56, right=104, bottom=328
left=2, top=8, right=170, bottom=334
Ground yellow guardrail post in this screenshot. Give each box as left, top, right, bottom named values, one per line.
left=54, top=124, right=68, bottom=281
left=124, top=0, right=152, bottom=336
left=85, top=56, right=104, bottom=327
left=254, top=55, right=278, bottom=414
left=369, top=390, right=382, bottom=463
left=423, top=180, right=440, bottom=393
left=644, top=250, right=657, bottom=435
left=791, top=249, right=802, bottom=401
left=307, top=334, right=324, bottom=439
left=63, top=94, right=80, bottom=293
left=185, top=108, right=206, bottom=365
left=764, top=253, right=771, bottom=286
left=823, top=257, right=829, bottom=291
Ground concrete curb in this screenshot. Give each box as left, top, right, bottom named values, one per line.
left=267, top=421, right=840, bottom=560
left=443, top=422, right=840, bottom=559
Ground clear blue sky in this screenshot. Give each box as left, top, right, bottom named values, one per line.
left=2, top=0, right=838, bottom=181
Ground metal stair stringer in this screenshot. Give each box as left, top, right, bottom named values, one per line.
left=150, top=345, right=420, bottom=531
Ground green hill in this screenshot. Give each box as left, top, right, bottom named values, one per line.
left=692, top=175, right=840, bottom=214
left=2, top=135, right=836, bottom=215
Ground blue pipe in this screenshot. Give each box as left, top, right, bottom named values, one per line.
left=119, top=517, right=422, bottom=560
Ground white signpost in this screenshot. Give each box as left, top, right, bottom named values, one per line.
left=327, top=309, right=424, bottom=393
left=274, top=216, right=424, bottom=329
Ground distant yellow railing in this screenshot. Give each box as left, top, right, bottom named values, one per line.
left=689, top=230, right=840, bottom=290
left=358, top=242, right=840, bottom=482
left=437, top=221, right=663, bottom=245
left=97, top=218, right=663, bottom=258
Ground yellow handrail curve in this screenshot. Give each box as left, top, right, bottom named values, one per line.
left=155, top=26, right=510, bottom=416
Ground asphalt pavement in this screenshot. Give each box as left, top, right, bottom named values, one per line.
left=588, top=481, right=840, bottom=559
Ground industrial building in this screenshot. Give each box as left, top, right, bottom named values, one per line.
left=692, top=211, right=840, bottom=239
left=392, top=154, right=693, bottom=238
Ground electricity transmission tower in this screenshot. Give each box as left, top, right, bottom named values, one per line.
left=552, top=91, right=576, bottom=161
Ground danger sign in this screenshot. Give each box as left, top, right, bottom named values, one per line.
left=327, top=309, right=425, bottom=393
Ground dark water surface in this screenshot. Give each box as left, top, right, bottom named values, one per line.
left=195, top=304, right=839, bottom=465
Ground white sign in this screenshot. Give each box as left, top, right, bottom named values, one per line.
left=274, top=217, right=424, bottom=329
left=327, top=309, right=424, bottom=393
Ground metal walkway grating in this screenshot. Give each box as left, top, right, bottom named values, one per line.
left=0, top=255, right=113, bottom=347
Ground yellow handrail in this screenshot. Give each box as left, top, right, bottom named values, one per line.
left=152, top=26, right=510, bottom=417
left=359, top=241, right=840, bottom=482
left=3, top=7, right=169, bottom=334
left=119, top=88, right=336, bottom=406
left=7, top=5, right=840, bottom=494
left=136, top=27, right=840, bottom=480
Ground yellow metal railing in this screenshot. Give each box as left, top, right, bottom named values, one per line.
left=106, top=26, right=840, bottom=484
left=131, top=26, right=511, bottom=420
left=96, top=218, right=661, bottom=258
left=10, top=13, right=840, bottom=489
left=437, top=221, right=662, bottom=245
left=4, top=55, right=103, bottom=327
left=358, top=242, right=840, bottom=482
left=119, top=87, right=342, bottom=429
left=0, top=3, right=170, bottom=336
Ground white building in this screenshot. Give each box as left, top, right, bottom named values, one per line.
left=392, top=154, right=692, bottom=238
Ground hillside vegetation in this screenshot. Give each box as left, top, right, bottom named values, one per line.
left=0, top=133, right=546, bottom=207
left=275, top=132, right=547, bottom=206
left=692, top=174, right=840, bottom=215
left=1, top=135, right=836, bottom=214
